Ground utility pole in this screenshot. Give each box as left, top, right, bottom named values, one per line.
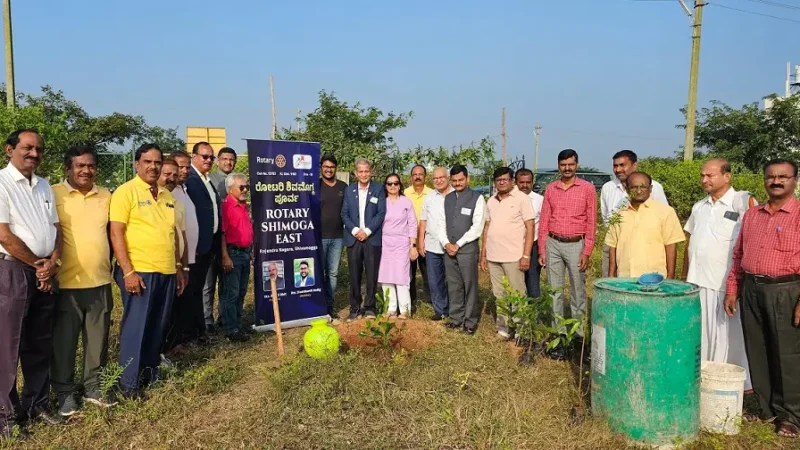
left=682, top=0, right=705, bottom=161
left=3, top=0, right=14, bottom=108
left=269, top=75, right=277, bottom=139
left=534, top=124, right=542, bottom=182
left=501, top=107, right=507, bottom=165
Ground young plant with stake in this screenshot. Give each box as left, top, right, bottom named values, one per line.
left=359, top=287, right=396, bottom=350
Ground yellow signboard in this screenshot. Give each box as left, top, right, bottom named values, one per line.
left=185, top=127, right=227, bottom=154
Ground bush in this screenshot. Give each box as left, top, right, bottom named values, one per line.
left=637, top=157, right=766, bottom=222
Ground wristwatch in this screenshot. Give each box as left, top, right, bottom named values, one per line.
left=522, top=255, right=530, bottom=259
left=55, top=258, right=62, bottom=267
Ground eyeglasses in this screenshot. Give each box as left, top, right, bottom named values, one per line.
left=765, top=175, right=795, bottom=182
left=321, top=165, right=337, bottom=170
left=495, top=178, right=511, bottom=184
left=238, top=185, right=249, bottom=192
left=386, top=182, right=400, bottom=186
left=199, top=154, right=216, bottom=161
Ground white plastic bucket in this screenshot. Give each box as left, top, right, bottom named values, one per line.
left=700, top=361, right=747, bottom=435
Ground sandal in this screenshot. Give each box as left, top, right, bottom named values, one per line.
left=776, top=421, right=800, bottom=438
left=743, top=413, right=762, bottom=423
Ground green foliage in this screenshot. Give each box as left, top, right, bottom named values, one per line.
left=99, top=359, right=129, bottom=398
left=0, top=86, right=184, bottom=186
left=682, top=95, right=800, bottom=172
left=496, top=278, right=578, bottom=356
left=280, top=90, right=413, bottom=174
left=358, top=287, right=396, bottom=350
left=637, top=157, right=766, bottom=221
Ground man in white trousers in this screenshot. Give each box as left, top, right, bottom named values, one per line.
left=682, top=159, right=754, bottom=390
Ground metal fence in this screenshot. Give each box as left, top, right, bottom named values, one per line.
left=96, top=151, right=133, bottom=192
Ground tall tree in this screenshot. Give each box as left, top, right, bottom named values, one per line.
left=280, top=90, right=413, bottom=174
left=0, top=86, right=184, bottom=186
left=682, top=95, right=800, bottom=172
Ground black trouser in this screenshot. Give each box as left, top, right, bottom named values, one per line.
left=0, top=259, right=56, bottom=426
left=188, top=252, right=213, bottom=339
left=346, top=240, right=381, bottom=314
left=410, top=255, right=428, bottom=307
left=164, top=270, right=195, bottom=350
left=741, top=275, right=800, bottom=426
left=525, top=242, right=542, bottom=299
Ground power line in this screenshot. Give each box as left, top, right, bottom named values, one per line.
left=738, top=0, right=800, bottom=11
left=711, top=3, right=800, bottom=22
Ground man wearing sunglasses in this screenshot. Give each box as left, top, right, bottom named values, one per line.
left=184, top=142, right=223, bottom=344
left=219, top=173, right=253, bottom=342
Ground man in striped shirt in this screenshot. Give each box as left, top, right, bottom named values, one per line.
left=538, top=149, right=597, bottom=338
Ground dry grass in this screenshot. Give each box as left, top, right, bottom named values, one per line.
left=4, top=251, right=796, bottom=449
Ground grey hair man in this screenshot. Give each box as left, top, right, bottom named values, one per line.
left=220, top=172, right=254, bottom=342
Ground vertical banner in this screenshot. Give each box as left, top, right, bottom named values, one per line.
left=247, top=139, right=326, bottom=328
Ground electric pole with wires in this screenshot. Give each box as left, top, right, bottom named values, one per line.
left=681, top=0, right=705, bottom=161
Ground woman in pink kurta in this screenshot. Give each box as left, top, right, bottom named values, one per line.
left=378, top=173, right=418, bottom=318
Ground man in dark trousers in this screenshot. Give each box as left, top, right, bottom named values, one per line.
left=0, top=129, right=63, bottom=438
left=185, top=141, right=223, bottom=342
left=110, top=144, right=185, bottom=398
left=341, top=158, right=386, bottom=322
left=440, top=165, right=486, bottom=335
left=725, top=159, right=800, bottom=438
left=319, top=155, right=347, bottom=322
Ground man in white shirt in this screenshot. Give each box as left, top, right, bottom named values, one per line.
left=165, top=151, right=199, bottom=355
left=515, top=168, right=544, bottom=298
left=441, top=165, right=486, bottom=335
left=600, top=150, right=669, bottom=277
left=682, top=159, right=754, bottom=390
left=418, top=167, right=454, bottom=321
left=0, top=129, right=63, bottom=437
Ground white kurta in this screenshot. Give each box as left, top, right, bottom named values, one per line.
left=685, top=187, right=754, bottom=390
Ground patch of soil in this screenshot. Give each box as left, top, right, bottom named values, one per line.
left=334, top=318, right=442, bottom=352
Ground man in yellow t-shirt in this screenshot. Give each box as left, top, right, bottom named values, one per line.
left=606, top=172, right=685, bottom=279
left=403, top=164, right=432, bottom=311
left=51, top=146, right=115, bottom=416
left=109, top=143, right=185, bottom=397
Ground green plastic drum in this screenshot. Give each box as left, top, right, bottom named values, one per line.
left=591, top=278, right=701, bottom=446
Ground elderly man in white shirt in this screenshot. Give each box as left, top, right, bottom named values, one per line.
left=600, top=150, right=669, bottom=277
left=418, top=167, right=454, bottom=321
left=682, top=159, right=754, bottom=391
left=514, top=168, right=544, bottom=298
left=0, top=129, right=64, bottom=436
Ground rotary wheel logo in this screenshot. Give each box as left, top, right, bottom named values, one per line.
left=275, top=154, right=287, bottom=168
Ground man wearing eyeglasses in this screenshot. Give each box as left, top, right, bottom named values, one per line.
left=605, top=172, right=684, bottom=279
left=724, top=159, right=800, bottom=436
left=480, top=166, right=535, bottom=340
left=319, top=155, right=347, bottom=322
left=219, top=173, right=253, bottom=342
left=185, top=142, right=223, bottom=343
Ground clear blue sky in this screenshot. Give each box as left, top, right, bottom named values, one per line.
left=5, top=0, right=795, bottom=170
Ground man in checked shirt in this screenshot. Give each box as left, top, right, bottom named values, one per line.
left=538, top=149, right=597, bottom=341
left=725, top=159, right=800, bottom=438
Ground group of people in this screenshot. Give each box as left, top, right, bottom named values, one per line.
left=2, top=125, right=799, bottom=439
left=322, top=148, right=800, bottom=437
left=0, top=129, right=255, bottom=439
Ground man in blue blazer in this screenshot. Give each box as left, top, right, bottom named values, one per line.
left=341, top=158, right=386, bottom=321
left=184, top=142, right=223, bottom=343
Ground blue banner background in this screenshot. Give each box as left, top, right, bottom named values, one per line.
left=247, top=139, right=326, bottom=325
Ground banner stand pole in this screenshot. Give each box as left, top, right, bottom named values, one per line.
left=271, top=278, right=285, bottom=357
